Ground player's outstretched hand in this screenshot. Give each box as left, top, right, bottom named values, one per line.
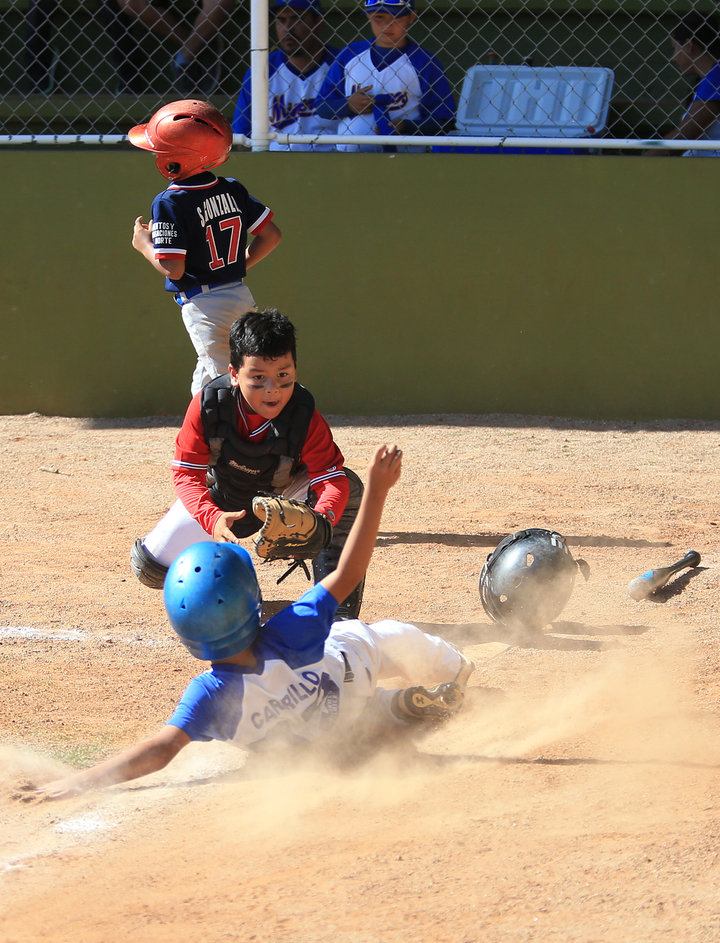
left=367, top=444, right=402, bottom=498
left=31, top=775, right=85, bottom=801
left=213, top=510, right=247, bottom=543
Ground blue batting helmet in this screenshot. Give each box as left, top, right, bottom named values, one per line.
left=164, top=542, right=262, bottom=661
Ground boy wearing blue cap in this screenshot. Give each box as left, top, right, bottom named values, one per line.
left=316, top=0, right=455, bottom=152
left=32, top=445, right=475, bottom=800
left=232, top=0, right=340, bottom=151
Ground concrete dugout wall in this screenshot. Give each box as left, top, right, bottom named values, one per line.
left=2, top=150, right=719, bottom=419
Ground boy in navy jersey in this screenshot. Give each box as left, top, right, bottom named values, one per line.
left=130, top=99, right=282, bottom=395
left=316, top=0, right=455, bottom=152
left=33, top=444, right=475, bottom=801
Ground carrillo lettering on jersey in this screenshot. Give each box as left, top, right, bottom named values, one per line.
left=270, top=94, right=318, bottom=130
left=250, top=670, right=320, bottom=730
left=196, top=193, right=242, bottom=228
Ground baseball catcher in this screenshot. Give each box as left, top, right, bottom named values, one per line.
left=131, top=309, right=365, bottom=620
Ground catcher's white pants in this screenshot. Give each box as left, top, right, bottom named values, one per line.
left=327, top=619, right=464, bottom=730
left=178, top=282, right=257, bottom=396
left=144, top=470, right=312, bottom=568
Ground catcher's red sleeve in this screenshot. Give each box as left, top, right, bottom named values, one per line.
left=174, top=467, right=224, bottom=536
left=300, top=412, right=349, bottom=523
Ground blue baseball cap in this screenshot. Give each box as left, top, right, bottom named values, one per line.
left=365, top=0, right=414, bottom=14
left=272, top=0, right=323, bottom=13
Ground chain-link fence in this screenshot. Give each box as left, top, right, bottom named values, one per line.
left=0, top=0, right=717, bottom=149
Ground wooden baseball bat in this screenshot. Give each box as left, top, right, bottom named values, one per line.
left=627, top=550, right=701, bottom=600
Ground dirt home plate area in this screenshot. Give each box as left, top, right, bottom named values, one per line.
left=2, top=411, right=720, bottom=942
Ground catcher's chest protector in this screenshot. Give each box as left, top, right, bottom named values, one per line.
left=200, top=377, right=315, bottom=509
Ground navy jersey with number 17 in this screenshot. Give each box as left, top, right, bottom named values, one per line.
left=151, top=171, right=274, bottom=294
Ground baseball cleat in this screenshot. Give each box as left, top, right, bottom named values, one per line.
left=454, top=654, right=476, bottom=689
left=392, top=680, right=465, bottom=722
left=333, top=577, right=365, bottom=621
left=312, top=468, right=365, bottom=621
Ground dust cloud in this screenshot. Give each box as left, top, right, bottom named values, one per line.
left=0, top=744, right=68, bottom=792
left=452, top=630, right=720, bottom=770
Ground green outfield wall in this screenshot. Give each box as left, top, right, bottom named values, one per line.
left=2, top=150, right=719, bottom=420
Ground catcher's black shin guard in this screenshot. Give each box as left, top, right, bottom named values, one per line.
left=312, top=468, right=365, bottom=620
left=130, top=537, right=169, bottom=590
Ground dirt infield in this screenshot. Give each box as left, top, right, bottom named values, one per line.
left=2, top=412, right=720, bottom=942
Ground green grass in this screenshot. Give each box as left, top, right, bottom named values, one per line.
left=49, top=736, right=116, bottom=769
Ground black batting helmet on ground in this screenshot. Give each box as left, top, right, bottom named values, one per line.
left=479, top=528, right=590, bottom=631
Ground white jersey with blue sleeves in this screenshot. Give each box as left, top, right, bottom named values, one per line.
left=341, top=43, right=421, bottom=126
left=167, top=583, right=347, bottom=749
left=232, top=48, right=340, bottom=151
left=317, top=39, right=455, bottom=141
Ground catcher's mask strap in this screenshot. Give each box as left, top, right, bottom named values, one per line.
left=276, top=559, right=312, bottom=585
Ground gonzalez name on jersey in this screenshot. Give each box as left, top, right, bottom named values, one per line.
left=151, top=172, right=274, bottom=294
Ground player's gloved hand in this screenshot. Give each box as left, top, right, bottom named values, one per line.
left=213, top=510, right=247, bottom=543
left=251, top=496, right=332, bottom=561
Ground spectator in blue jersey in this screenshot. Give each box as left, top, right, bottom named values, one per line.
left=646, top=11, right=720, bottom=157
left=232, top=0, right=340, bottom=151
left=316, top=0, right=455, bottom=152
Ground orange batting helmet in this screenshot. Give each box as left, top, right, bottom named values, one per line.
left=128, top=99, right=232, bottom=181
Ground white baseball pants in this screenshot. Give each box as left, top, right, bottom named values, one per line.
left=179, top=283, right=257, bottom=396
left=327, top=619, right=464, bottom=730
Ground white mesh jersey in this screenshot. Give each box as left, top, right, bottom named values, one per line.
left=338, top=45, right=422, bottom=132
left=167, top=584, right=347, bottom=750
left=233, top=48, right=340, bottom=152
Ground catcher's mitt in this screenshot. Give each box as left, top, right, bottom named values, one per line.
left=251, top=496, right=332, bottom=561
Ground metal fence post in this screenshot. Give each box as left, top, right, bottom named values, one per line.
left=250, top=0, right=270, bottom=152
